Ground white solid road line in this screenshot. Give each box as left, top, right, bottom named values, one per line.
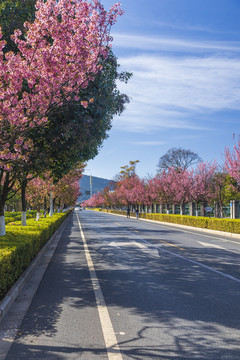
left=76, top=213, right=123, bottom=360
left=160, top=246, right=240, bottom=284
left=122, top=222, right=240, bottom=283
left=140, top=218, right=240, bottom=245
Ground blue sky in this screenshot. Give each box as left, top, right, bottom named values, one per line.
left=86, top=0, right=240, bottom=180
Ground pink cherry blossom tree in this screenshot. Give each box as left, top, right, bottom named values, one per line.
left=26, top=164, right=83, bottom=219
left=172, top=169, right=193, bottom=215
left=156, top=169, right=177, bottom=213
left=149, top=168, right=192, bottom=215
left=26, top=175, right=51, bottom=220
left=115, top=174, right=145, bottom=209
left=145, top=177, right=162, bottom=206
left=82, top=191, right=106, bottom=208
left=100, top=184, right=117, bottom=209
left=191, top=161, right=217, bottom=216
left=225, top=141, right=240, bottom=184
left=0, top=0, right=123, bottom=235
left=53, top=165, right=83, bottom=211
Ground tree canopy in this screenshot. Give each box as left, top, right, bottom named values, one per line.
left=117, top=160, right=140, bottom=180
left=26, top=50, right=132, bottom=181
left=157, top=147, right=202, bottom=172
left=0, top=0, right=126, bottom=233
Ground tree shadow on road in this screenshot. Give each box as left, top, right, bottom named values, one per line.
left=5, top=212, right=240, bottom=360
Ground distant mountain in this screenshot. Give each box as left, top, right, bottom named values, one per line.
left=78, top=174, right=115, bottom=203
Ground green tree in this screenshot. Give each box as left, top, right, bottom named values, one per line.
left=0, top=2, right=132, bottom=225
left=32, top=51, right=132, bottom=179
left=15, top=51, right=132, bottom=219
left=211, top=171, right=229, bottom=218
left=117, top=160, right=140, bottom=180
left=0, top=0, right=36, bottom=52
left=224, top=174, right=240, bottom=202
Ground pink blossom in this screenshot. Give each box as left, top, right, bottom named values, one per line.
left=0, top=0, right=123, bottom=167
left=225, top=141, right=240, bottom=184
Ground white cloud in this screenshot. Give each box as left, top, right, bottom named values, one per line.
left=151, top=21, right=236, bottom=35
left=119, top=55, right=240, bottom=109
left=112, top=33, right=240, bottom=53
left=113, top=52, right=240, bottom=132
left=114, top=103, right=210, bottom=132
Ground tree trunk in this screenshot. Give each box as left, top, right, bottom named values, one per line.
left=44, top=196, right=47, bottom=218
left=0, top=172, right=13, bottom=236
left=195, top=201, right=199, bottom=217
left=21, top=180, right=27, bottom=226
left=220, top=205, right=224, bottom=218
left=200, top=202, right=206, bottom=217
left=49, top=192, right=54, bottom=217
left=180, top=203, right=186, bottom=216
left=180, top=204, right=183, bottom=216
left=166, top=204, right=170, bottom=214
left=0, top=202, right=5, bottom=236
left=21, top=211, right=27, bottom=226
left=36, top=208, right=41, bottom=221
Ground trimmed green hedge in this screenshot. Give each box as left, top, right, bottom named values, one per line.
left=0, top=211, right=70, bottom=301
left=140, top=213, right=209, bottom=228
left=207, top=218, right=240, bottom=233
left=141, top=213, right=240, bottom=234
left=91, top=208, right=240, bottom=235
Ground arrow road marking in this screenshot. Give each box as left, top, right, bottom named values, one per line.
left=109, top=241, right=159, bottom=257
left=197, top=241, right=224, bottom=249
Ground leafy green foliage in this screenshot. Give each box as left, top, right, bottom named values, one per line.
left=28, top=51, right=132, bottom=181
left=223, top=174, right=240, bottom=202
left=0, top=1, right=131, bottom=212
left=0, top=0, right=36, bottom=52
left=118, top=160, right=140, bottom=179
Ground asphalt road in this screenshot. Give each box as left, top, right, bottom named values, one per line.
left=1, top=209, right=240, bottom=360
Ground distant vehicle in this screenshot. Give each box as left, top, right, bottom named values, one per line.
left=74, top=207, right=80, bottom=211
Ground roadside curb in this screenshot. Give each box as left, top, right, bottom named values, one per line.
left=0, top=213, right=71, bottom=324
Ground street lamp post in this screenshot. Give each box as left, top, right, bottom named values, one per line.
left=90, top=174, right=93, bottom=198
left=85, top=168, right=93, bottom=199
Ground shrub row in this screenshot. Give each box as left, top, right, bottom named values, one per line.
left=141, top=213, right=240, bottom=233
left=92, top=208, right=240, bottom=234
left=0, top=211, right=70, bottom=301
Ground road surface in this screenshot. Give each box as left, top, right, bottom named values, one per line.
left=1, top=209, right=240, bottom=360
